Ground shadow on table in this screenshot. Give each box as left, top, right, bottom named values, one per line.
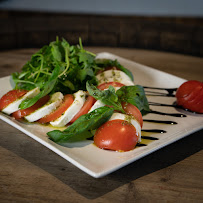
left=0, top=121, right=202, bottom=200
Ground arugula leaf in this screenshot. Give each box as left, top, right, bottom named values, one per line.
left=19, top=62, right=60, bottom=109
left=116, top=85, right=150, bottom=115
left=47, top=106, right=114, bottom=143
left=86, top=81, right=125, bottom=113
left=50, top=41, right=62, bottom=62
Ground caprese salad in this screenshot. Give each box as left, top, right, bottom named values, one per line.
left=0, top=38, right=150, bottom=152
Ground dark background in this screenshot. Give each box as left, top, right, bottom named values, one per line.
left=0, top=0, right=202, bottom=56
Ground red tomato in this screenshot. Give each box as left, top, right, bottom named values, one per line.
left=181, top=88, right=203, bottom=113
left=0, top=89, right=28, bottom=110
left=176, top=80, right=203, bottom=113
left=70, top=95, right=96, bottom=123
left=176, top=80, right=203, bottom=99
left=12, top=95, right=50, bottom=120
left=177, top=85, right=202, bottom=106
left=97, top=82, right=125, bottom=90
left=94, top=119, right=139, bottom=152
left=97, top=66, right=119, bottom=75
left=38, top=94, right=74, bottom=124
left=122, top=102, right=143, bottom=127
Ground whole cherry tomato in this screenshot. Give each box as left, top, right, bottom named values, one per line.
left=176, top=80, right=203, bottom=113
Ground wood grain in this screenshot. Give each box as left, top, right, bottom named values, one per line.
left=0, top=48, right=202, bottom=202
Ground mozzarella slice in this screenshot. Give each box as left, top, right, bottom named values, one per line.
left=2, top=87, right=40, bottom=115
left=89, top=100, right=105, bottom=113
left=109, top=113, right=141, bottom=142
left=50, top=90, right=87, bottom=127
left=25, top=92, right=64, bottom=122
left=96, top=70, right=134, bottom=86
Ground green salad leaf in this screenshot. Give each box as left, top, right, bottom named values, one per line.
left=116, top=85, right=150, bottom=115
left=86, top=81, right=125, bottom=113
left=87, top=82, right=149, bottom=116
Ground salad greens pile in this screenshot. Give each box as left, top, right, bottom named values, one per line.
left=11, top=37, right=150, bottom=143
left=12, top=37, right=99, bottom=95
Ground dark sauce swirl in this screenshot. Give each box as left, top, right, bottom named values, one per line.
left=143, top=86, right=177, bottom=96
left=149, top=110, right=186, bottom=117
left=136, top=86, right=188, bottom=148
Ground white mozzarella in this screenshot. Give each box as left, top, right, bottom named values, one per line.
left=103, top=87, right=121, bottom=92
left=2, top=87, right=40, bottom=115
left=25, top=92, right=64, bottom=122
left=50, top=90, right=87, bottom=127
left=109, top=113, right=141, bottom=142
left=96, top=70, right=134, bottom=86
left=89, top=100, right=105, bottom=113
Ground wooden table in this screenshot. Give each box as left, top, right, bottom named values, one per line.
left=0, top=48, right=202, bottom=202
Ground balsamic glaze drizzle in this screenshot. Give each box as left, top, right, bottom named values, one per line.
left=136, top=86, right=187, bottom=147
left=150, top=110, right=186, bottom=117
left=145, top=91, right=175, bottom=97
left=142, top=129, right=167, bottom=133
left=143, top=119, right=177, bottom=125
left=148, top=102, right=187, bottom=111
left=148, top=102, right=177, bottom=108
left=143, top=86, right=177, bottom=95
left=141, top=136, right=159, bottom=140
left=136, top=143, right=147, bottom=147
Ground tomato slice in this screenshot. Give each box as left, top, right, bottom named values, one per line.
left=97, top=82, right=125, bottom=90
left=12, top=95, right=50, bottom=120
left=122, top=102, right=143, bottom=127
left=38, top=94, right=74, bottom=124
left=0, top=89, right=28, bottom=110
left=176, top=80, right=203, bottom=99
left=94, top=119, right=139, bottom=152
left=70, top=95, right=96, bottom=123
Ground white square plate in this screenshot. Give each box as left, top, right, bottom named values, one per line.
left=0, top=52, right=203, bottom=178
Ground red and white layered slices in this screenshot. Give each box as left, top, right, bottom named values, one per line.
left=94, top=68, right=142, bottom=143
left=0, top=67, right=143, bottom=148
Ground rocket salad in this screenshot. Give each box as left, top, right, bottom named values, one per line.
left=0, top=38, right=150, bottom=152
